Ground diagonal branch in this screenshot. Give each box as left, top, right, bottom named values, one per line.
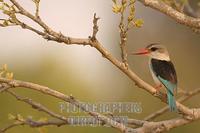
left=144, top=88, right=200, bottom=121
left=0, top=122, right=24, bottom=133
left=6, top=90, right=69, bottom=123
left=0, top=119, right=66, bottom=132
left=138, top=0, right=200, bottom=29
left=136, top=111, right=200, bottom=133
left=9, top=0, right=91, bottom=46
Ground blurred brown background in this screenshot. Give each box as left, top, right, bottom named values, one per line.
left=0, top=0, right=200, bottom=133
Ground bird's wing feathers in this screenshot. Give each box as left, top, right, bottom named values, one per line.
left=150, top=59, right=177, bottom=94
left=158, top=76, right=176, bottom=95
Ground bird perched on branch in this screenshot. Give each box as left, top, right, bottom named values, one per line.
left=132, top=44, right=177, bottom=111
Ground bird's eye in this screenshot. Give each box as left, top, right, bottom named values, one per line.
left=150, top=47, right=158, bottom=51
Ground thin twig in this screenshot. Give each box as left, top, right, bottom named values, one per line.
left=90, top=13, right=100, bottom=41
left=136, top=112, right=200, bottom=133
left=6, top=90, right=69, bottom=122
left=0, top=119, right=66, bottom=132
left=119, top=0, right=128, bottom=66
left=0, top=122, right=24, bottom=133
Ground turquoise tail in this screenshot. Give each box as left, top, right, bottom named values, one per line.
left=167, top=91, right=177, bottom=112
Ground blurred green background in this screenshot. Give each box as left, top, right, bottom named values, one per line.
left=0, top=0, right=200, bottom=132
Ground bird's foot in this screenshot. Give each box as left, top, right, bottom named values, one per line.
left=154, top=84, right=162, bottom=91
left=153, top=84, right=162, bottom=97
left=153, top=91, right=167, bottom=102
left=153, top=90, right=162, bottom=97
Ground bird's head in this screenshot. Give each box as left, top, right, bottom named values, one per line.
left=131, top=43, right=170, bottom=61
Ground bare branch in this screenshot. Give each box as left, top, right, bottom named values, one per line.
left=144, top=88, right=200, bottom=121
left=0, top=122, right=24, bottom=133
left=127, top=119, right=146, bottom=126
left=23, top=119, right=66, bottom=127
left=8, top=0, right=91, bottom=46
left=0, top=83, right=11, bottom=92
left=119, top=16, right=128, bottom=67
left=138, top=0, right=200, bottom=29
left=6, top=90, right=69, bottom=122
left=90, top=13, right=100, bottom=41
left=136, top=111, right=200, bottom=133
left=1, top=119, right=66, bottom=132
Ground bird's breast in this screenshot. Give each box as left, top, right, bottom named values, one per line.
left=148, top=59, right=161, bottom=85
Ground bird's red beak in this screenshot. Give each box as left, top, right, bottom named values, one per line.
left=131, top=48, right=150, bottom=55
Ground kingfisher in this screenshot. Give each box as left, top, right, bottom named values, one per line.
left=132, top=44, right=177, bottom=111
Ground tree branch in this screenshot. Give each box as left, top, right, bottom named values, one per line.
left=6, top=90, right=69, bottom=123
left=119, top=0, right=128, bottom=66
left=144, top=88, right=200, bottom=121
left=0, top=119, right=66, bottom=132
left=138, top=0, right=200, bottom=29
left=136, top=112, right=200, bottom=133
left=90, top=13, right=100, bottom=41
left=0, top=122, right=24, bottom=133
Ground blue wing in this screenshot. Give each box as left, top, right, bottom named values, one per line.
left=158, top=76, right=177, bottom=95
left=158, top=76, right=177, bottom=111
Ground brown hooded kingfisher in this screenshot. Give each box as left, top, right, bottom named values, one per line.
left=132, top=44, right=177, bottom=111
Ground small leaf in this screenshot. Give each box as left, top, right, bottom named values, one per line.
left=134, top=19, right=144, bottom=28
left=0, top=4, right=4, bottom=10
left=8, top=113, right=16, bottom=120
left=3, top=10, right=11, bottom=15
left=3, top=3, right=9, bottom=8
left=112, top=4, right=122, bottom=13
left=130, top=0, right=135, bottom=4
left=16, top=114, right=24, bottom=122
left=6, top=72, right=14, bottom=79
left=2, top=20, right=9, bottom=26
